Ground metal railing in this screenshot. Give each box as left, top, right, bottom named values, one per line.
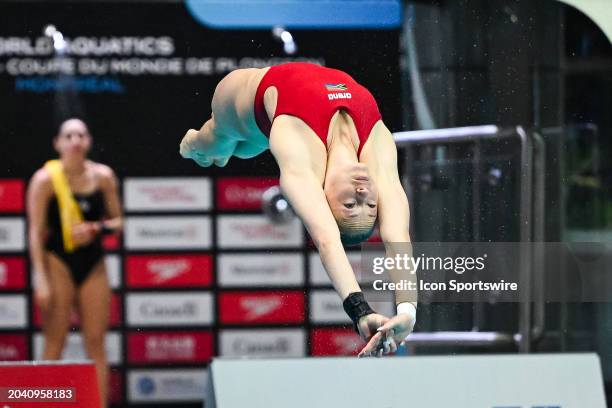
left=393, top=125, right=546, bottom=353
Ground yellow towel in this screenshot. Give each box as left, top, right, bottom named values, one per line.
left=44, top=160, right=84, bottom=253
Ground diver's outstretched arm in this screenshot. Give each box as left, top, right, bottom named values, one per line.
left=269, top=118, right=362, bottom=300
left=359, top=121, right=417, bottom=355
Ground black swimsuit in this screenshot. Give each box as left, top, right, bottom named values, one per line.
left=46, top=190, right=106, bottom=286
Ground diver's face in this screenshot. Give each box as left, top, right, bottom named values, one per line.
left=54, top=120, right=91, bottom=158
left=324, top=163, right=378, bottom=225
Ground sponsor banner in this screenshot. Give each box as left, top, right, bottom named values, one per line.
left=219, top=291, right=304, bottom=324
left=126, top=254, right=213, bottom=288
left=0, top=256, right=26, bottom=289
left=217, top=253, right=303, bottom=287
left=309, top=290, right=393, bottom=324
left=124, top=177, right=212, bottom=212
left=109, top=369, right=123, bottom=404
left=309, top=290, right=351, bottom=324
left=0, top=218, right=25, bottom=252
left=105, top=254, right=121, bottom=289
left=217, top=215, right=303, bottom=249
left=219, top=329, right=306, bottom=358
left=127, top=330, right=213, bottom=364
left=0, top=334, right=29, bottom=361
left=33, top=332, right=122, bottom=365
left=311, top=327, right=365, bottom=356
left=0, top=295, right=27, bottom=329
left=33, top=293, right=122, bottom=328
left=124, top=216, right=212, bottom=250
left=216, top=177, right=278, bottom=210
left=0, top=180, right=24, bottom=213
left=126, top=292, right=213, bottom=327
left=128, top=369, right=208, bottom=402
left=309, top=251, right=362, bottom=285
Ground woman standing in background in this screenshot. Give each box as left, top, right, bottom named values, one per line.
left=27, top=118, right=122, bottom=407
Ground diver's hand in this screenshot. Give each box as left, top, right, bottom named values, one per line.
left=357, top=313, right=415, bottom=357
left=356, top=313, right=390, bottom=357
left=372, top=313, right=415, bottom=356
left=71, top=222, right=98, bottom=246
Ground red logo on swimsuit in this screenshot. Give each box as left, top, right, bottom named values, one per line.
left=311, top=328, right=364, bottom=356
left=0, top=257, right=26, bottom=289
left=127, top=331, right=213, bottom=364
left=126, top=254, right=213, bottom=288
left=219, top=291, right=305, bottom=324
left=217, top=177, right=279, bottom=210
left=0, top=180, right=24, bottom=213
left=0, top=334, right=28, bottom=360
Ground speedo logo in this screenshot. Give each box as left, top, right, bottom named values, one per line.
left=328, top=92, right=352, bottom=100
left=242, top=298, right=283, bottom=320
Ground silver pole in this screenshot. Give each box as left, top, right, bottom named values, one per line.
left=516, top=126, right=533, bottom=353
left=405, top=331, right=517, bottom=347
left=531, top=131, right=546, bottom=342
left=394, top=125, right=499, bottom=145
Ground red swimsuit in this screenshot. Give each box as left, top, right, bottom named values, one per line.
left=254, top=62, right=382, bottom=158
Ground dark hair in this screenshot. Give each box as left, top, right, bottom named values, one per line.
left=340, top=225, right=375, bottom=247
left=54, top=117, right=90, bottom=140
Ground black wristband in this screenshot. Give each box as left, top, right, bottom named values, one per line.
left=342, top=292, right=375, bottom=334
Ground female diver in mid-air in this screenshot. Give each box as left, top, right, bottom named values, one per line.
left=180, top=62, right=416, bottom=356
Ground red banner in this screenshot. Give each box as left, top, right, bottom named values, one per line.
left=0, top=179, right=24, bottom=213
left=0, top=334, right=29, bottom=361
left=219, top=291, right=305, bottom=324
left=216, top=177, right=279, bottom=210
left=311, top=327, right=365, bottom=356
left=0, top=257, right=26, bottom=289
left=0, top=363, right=100, bottom=407
left=126, top=254, right=213, bottom=288
left=127, top=330, right=213, bottom=364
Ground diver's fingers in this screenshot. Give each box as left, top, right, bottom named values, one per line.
left=389, top=338, right=398, bottom=353
left=358, top=331, right=383, bottom=358
left=194, top=155, right=213, bottom=167
left=214, top=157, right=230, bottom=167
